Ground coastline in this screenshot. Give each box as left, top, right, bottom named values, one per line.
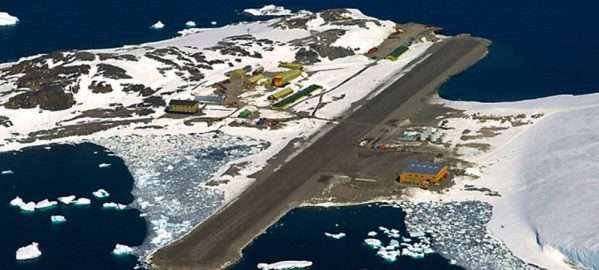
left=149, top=35, right=491, bottom=270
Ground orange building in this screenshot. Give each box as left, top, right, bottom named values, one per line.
left=398, top=161, right=448, bottom=188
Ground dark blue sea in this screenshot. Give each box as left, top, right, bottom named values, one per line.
left=1, top=1, right=599, bottom=269
left=0, top=144, right=145, bottom=270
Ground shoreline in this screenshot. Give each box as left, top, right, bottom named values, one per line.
left=150, top=35, right=491, bottom=270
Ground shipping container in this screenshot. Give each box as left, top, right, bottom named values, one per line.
left=272, top=84, right=322, bottom=109
left=278, top=62, right=304, bottom=70
left=167, top=100, right=200, bottom=114
left=385, top=46, right=409, bottom=61
left=272, top=69, right=302, bottom=87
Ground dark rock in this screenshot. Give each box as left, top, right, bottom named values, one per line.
left=89, top=81, right=113, bottom=94
left=5, top=85, right=75, bottom=111
left=0, top=116, right=12, bottom=127
left=96, top=63, right=132, bottom=80
left=122, top=83, right=155, bottom=97
left=73, top=52, right=96, bottom=61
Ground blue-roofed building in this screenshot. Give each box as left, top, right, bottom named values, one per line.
left=399, top=160, right=448, bottom=187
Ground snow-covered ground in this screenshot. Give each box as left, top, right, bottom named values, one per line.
left=243, top=5, right=294, bottom=17
left=0, top=12, right=19, bottom=26
left=0, top=7, right=442, bottom=262
left=401, top=93, right=599, bottom=270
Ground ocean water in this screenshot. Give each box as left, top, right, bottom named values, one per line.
left=0, top=143, right=146, bottom=270
left=229, top=204, right=463, bottom=270
left=1, top=0, right=599, bottom=101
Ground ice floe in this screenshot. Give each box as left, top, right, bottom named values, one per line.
left=364, top=238, right=383, bottom=249
left=324, top=232, right=346, bottom=239
left=10, top=196, right=36, bottom=212
left=57, top=195, right=76, bottom=204
left=243, top=5, right=293, bottom=17
left=2, top=169, right=14, bottom=174
left=98, top=163, right=111, bottom=168
left=367, top=231, right=378, bottom=237
left=210, top=21, right=217, bottom=26
left=51, top=215, right=66, bottom=224
left=16, top=242, right=41, bottom=261
left=150, top=20, right=165, bottom=29
left=112, top=244, right=134, bottom=256
left=73, top=197, right=91, bottom=205
left=185, top=21, right=196, bottom=28
left=0, top=12, right=19, bottom=26
left=102, top=202, right=127, bottom=210
left=92, top=188, right=110, bottom=198
left=257, top=260, right=313, bottom=270
left=35, top=199, right=58, bottom=209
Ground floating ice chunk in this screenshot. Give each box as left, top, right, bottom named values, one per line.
left=57, top=195, right=76, bottom=204
left=324, top=232, right=346, bottom=239
left=0, top=12, right=19, bottom=26
left=16, top=242, right=41, bottom=261
left=98, top=163, right=111, bottom=168
left=210, top=21, right=217, bottom=26
left=102, top=202, right=127, bottom=210
left=51, top=215, right=66, bottom=224
left=2, top=170, right=14, bottom=174
left=112, top=244, right=133, bottom=256
left=257, top=260, right=313, bottom=270
left=73, top=197, right=91, bottom=205
left=150, top=21, right=165, bottom=29
left=10, top=196, right=24, bottom=207
left=364, top=238, right=383, bottom=249
left=185, top=21, right=196, bottom=28
left=35, top=199, right=57, bottom=209
left=409, top=231, right=425, bottom=238
left=367, top=231, right=378, bottom=237
left=43, top=146, right=51, bottom=150
left=10, top=197, right=37, bottom=212
left=92, top=189, right=110, bottom=198
left=243, top=5, right=293, bottom=17
left=376, top=248, right=401, bottom=262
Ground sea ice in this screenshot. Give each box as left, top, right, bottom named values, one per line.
left=210, top=21, right=217, bottom=26
left=257, top=260, right=313, bottom=270
left=92, top=188, right=110, bottom=198
left=9, top=197, right=37, bottom=212
left=16, top=242, right=41, bottom=261
left=0, top=12, right=19, bottom=26
left=57, top=195, right=76, bottom=204
left=112, top=244, right=133, bottom=256
left=376, top=248, right=401, bottom=262
left=364, top=238, right=382, bottom=249
left=185, top=21, right=196, bottom=28
left=2, top=170, right=14, bottom=174
left=102, top=202, right=127, bottom=210
left=73, top=197, right=91, bottom=205
left=35, top=199, right=58, bottom=209
left=367, top=231, right=378, bottom=237
left=324, top=232, right=346, bottom=239
left=243, top=5, right=293, bottom=17
left=98, top=163, right=111, bottom=168
left=150, top=21, right=165, bottom=29
left=50, top=215, right=66, bottom=224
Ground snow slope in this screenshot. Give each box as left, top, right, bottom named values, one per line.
left=412, top=93, right=599, bottom=270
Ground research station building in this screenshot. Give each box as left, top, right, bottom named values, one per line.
left=398, top=161, right=448, bottom=187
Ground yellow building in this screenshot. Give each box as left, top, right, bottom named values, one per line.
left=398, top=161, right=448, bottom=188
left=167, top=100, right=200, bottom=114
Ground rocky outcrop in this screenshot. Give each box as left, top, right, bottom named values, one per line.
left=122, top=84, right=155, bottom=97
left=89, top=81, right=113, bottom=94
left=5, top=85, right=75, bottom=111
left=291, top=29, right=354, bottom=64
left=96, top=64, right=132, bottom=80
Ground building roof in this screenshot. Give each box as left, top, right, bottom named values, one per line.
left=169, top=99, right=198, bottom=106
left=402, top=161, right=445, bottom=175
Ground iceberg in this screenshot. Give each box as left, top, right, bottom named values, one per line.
left=150, top=20, right=165, bottom=30
left=364, top=238, right=382, bottom=249
left=243, top=5, right=293, bottom=17
left=98, top=163, right=111, bottom=168
left=256, top=260, right=313, bottom=270
left=376, top=248, right=401, bottom=262
left=112, top=244, right=133, bottom=256
left=9, top=196, right=36, bottom=212
left=210, top=21, right=217, bottom=26
left=0, top=12, right=19, bottom=26
left=367, top=231, right=378, bottom=237
left=73, top=197, right=91, bottom=205
left=9, top=196, right=24, bottom=207
left=1, top=169, right=14, bottom=174
left=35, top=199, right=58, bottom=209
left=185, top=21, right=196, bottom=28
left=50, top=215, right=66, bottom=224
left=92, top=188, right=110, bottom=198
left=57, top=195, right=76, bottom=204
left=102, top=202, right=127, bottom=210
left=324, top=232, right=346, bottom=239
left=16, top=242, right=41, bottom=261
